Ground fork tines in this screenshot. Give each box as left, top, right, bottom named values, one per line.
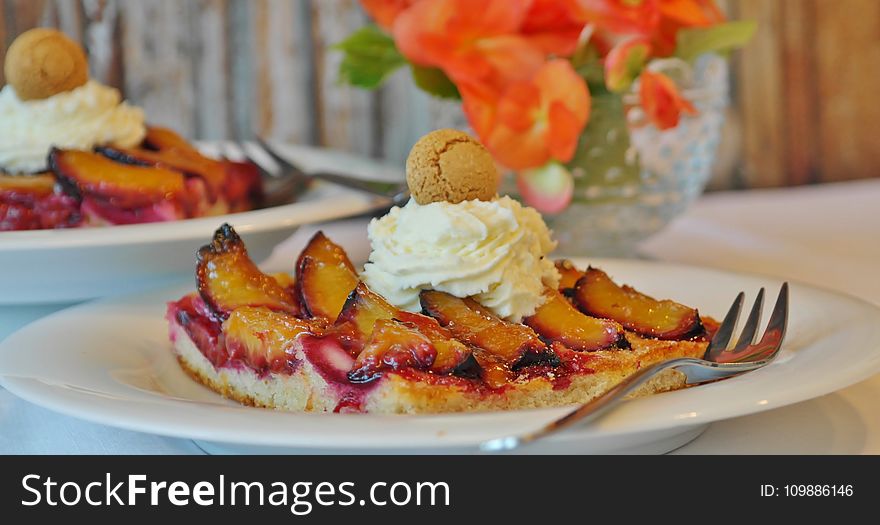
left=704, top=283, right=789, bottom=363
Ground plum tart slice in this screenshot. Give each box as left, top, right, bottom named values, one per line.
left=1, top=126, right=261, bottom=231
left=167, top=225, right=714, bottom=414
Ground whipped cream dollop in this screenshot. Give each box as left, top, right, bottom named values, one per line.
left=362, top=196, right=560, bottom=321
left=0, top=80, right=146, bottom=173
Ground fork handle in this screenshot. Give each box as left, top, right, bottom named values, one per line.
left=311, top=171, right=408, bottom=200
left=480, top=360, right=680, bottom=452
left=480, top=356, right=768, bottom=452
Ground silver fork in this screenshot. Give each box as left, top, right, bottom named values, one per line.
left=216, top=141, right=309, bottom=208
left=223, top=139, right=410, bottom=208
left=480, top=283, right=789, bottom=453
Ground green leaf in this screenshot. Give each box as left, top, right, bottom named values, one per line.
left=675, top=21, right=757, bottom=63
left=334, top=26, right=406, bottom=89
left=410, top=65, right=460, bottom=100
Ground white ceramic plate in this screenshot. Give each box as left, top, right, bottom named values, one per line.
left=0, top=142, right=398, bottom=305
left=2, top=258, right=880, bottom=454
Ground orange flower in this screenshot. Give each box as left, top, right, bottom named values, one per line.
left=661, top=0, right=724, bottom=26
left=638, top=69, right=697, bottom=129
left=359, top=0, right=420, bottom=31
left=464, top=60, right=590, bottom=170
left=571, top=0, right=660, bottom=35
left=521, top=0, right=586, bottom=57
left=392, top=0, right=544, bottom=91
left=652, top=0, right=724, bottom=55
left=572, top=0, right=724, bottom=56
left=458, top=79, right=498, bottom=140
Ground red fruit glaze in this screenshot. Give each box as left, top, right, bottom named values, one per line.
left=299, top=334, right=378, bottom=411
left=0, top=194, right=82, bottom=230
left=167, top=295, right=226, bottom=367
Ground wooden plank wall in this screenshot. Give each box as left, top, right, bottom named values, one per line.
left=0, top=0, right=876, bottom=187
left=730, top=0, right=880, bottom=187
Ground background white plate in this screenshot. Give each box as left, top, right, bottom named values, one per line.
left=0, top=143, right=399, bottom=305
left=2, top=259, right=879, bottom=454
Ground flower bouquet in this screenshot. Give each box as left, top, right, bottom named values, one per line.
left=337, top=0, right=755, bottom=254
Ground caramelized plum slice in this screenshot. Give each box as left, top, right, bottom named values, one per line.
left=335, top=283, right=474, bottom=375
left=420, top=290, right=554, bottom=368
left=197, top=224, right=300, bottom=319
left=395, top=311, right=473, bottom=374
left=0, top=173, right=56, bottom=195
left=468, top=352, right=510, bottom=389
left=296, top=231, right=357, bottom=273
left=270, top=272, right=297, bottom=292
left=143, top=126, right=202, bottom=155
left=50, top=149, right=186, bottom=207
left=348, top=316, right=473, bottom=382
left=97, top=145, right=226, bottom=200
left=573, top=267, right=704, bottom=340
left=140, top=127, right=262, bottom=208
left=221, top=160, right=263, bottom=210
left=334, top=282, right=398, bottom=351
left=555, top=259, right=584, bottom=293
left=223, top=306, right=314, bottom=373
left=296, top=232, right=359, bottom=321
left=524, top=290, right=628, bottom=351
left=348, top=319, right=435, bottom=383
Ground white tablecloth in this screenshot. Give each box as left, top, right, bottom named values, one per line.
left=2, top=179, right=879, bottom=454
